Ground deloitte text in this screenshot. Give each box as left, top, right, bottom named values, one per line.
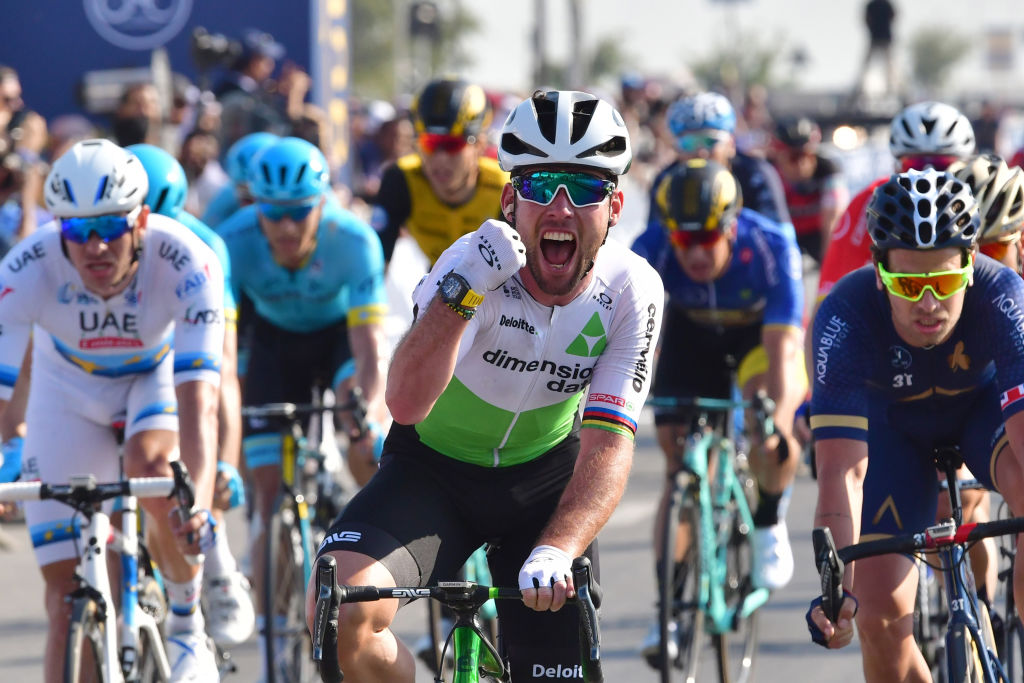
left=532, top=663, right=582, bottom=678
left=482, top=347, right=593, bottom=393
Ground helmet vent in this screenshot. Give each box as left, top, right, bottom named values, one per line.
left=570, top=99, right=598, bottom=144
left=500, top=133, right=548, bottom=159
left=917, top=198, right=931, bottom=217
left=915, top=178, right=931, bottom=193
left=154, top=187, right=169, bottom=214
left=898, top=175, right=912, bottom=191
left=533, top=93, right=558, bottom=144
left=918, top=221, right=934, bottom=243
left=921, top=117, right=937, bottom=136
left=577, top=136, right=627, bottom=160
left=278, top=164, right=287, bottom=187
left=295, top=164, right=307, bottom=185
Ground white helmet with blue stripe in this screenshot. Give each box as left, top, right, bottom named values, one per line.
left=45, top=138, right=149, bottom=218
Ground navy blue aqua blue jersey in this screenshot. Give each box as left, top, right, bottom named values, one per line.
left=217, top=202, right=387, bottom=334
left=636, top=207, right=804, bottom=330
left=632, top=152, right=791, bottom=262
left=810, top=256, right=1024, bottom=443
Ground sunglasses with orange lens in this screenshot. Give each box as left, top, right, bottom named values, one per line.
left=877, top=255, right=973, bottom=302
left=669, top=229, right=726, bottom=250
left=980, top=238, right=1020, bottom=263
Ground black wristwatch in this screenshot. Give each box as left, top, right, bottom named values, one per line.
left=438, top=271, right=484, bottom=309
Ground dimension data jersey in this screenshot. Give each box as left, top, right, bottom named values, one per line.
left=0, top=214, right=225, bottom=397
left=405, top=231, right=664, bottom=467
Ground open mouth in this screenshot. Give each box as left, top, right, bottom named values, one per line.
left=540, top=231, right=576, bottom=269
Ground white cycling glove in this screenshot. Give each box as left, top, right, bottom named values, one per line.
left=518, top=544, right=573, bottom=591
left=453, top=219, right=527, bottom=293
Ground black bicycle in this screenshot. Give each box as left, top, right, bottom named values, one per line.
left=312, top=554, right=604, bottom=683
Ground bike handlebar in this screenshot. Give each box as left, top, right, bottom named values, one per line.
left=312, top=554, right=604, bottom=682
left=813, top=515, right=1024, bottom=622
left=242, top=387, right=369, bottom=438
left=0, top=474, right=178, bottom=504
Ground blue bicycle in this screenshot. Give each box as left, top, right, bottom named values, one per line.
left=814, top=447, right=1024, bottom=683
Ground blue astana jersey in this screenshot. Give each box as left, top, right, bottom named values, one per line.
left=811, top=256, right=1024, bottom=443
left=217, top=203, right=387, bottom=333
left=635, top=207, right=803, bottom=330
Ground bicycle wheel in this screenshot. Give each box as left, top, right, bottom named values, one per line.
left=263, top=493, right=316, bottom=683
left=64, top=597, right=106, bottom=683
left=714, top=515, right=758, bottom=683
left=136, top=625, right=170, bottom=682
left=1005, top=618, right=1024, bottom=682
left=658, top=474, right=704, bottom=683
left=913, top=558, right=946, bottom=681
left=946, top=623, right=984, bottom=683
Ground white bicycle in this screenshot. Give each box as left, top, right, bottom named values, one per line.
left=0, top=460, right=196, bottom=682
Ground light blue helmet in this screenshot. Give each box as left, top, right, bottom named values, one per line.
left=225, top=131, right=278, bottom=185
left=127, top=143, right=187, bottom=218
left=248, top=137, right=330, bottom=203
left=666, top=92, right=737, bottom=137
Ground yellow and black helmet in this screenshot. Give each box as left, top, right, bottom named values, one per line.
left=655, top=159, right=742, bottom=233
left=411, top=78, right=492, bottom=138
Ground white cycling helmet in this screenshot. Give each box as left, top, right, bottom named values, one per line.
left=45, top=138, right=149, bottom=218
left=889, top=101, right=976, bottom=158
left=950, top=154, right=1024, bottom=243
left=497, top=90, right=632, bottom=176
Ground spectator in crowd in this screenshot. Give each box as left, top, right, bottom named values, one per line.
left=179, top=129, right=229, bottom=218
left=216, top=29, right=288, bottom=151
left=853, top=0, right=897, bottom=100
left=111, top=82, right=162, bottom=147
left=0, top=66, right=24, bottom=133
left=972, top=100, right=1004, bottom=155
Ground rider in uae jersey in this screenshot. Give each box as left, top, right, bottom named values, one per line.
left=643, top=207, right=803, bottom=330
left=217, top=203, right=387, bottom=333
left=811, top=257, right=1024, bottom=499
left=396, top=231, right=665, bottom=468
left=0, top=213, right=225, bottom=397
left=816, top=177, right=886, bottom=299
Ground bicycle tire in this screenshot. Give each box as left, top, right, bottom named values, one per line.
left=946, top=623, right=984, bottom=683
left=64, top=597, right=106, bottom=683
left=263, top=493, right=316, bottom=683
left=136, top=625, right=170, bottom=682
left=714, top=515, right=758, bottom=683
left=658, top=474, right=704, bottom=683
left=1005, top=618, right=1024, bottom=682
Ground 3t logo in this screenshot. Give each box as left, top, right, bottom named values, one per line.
left=892, top=373, right=913, bottom=388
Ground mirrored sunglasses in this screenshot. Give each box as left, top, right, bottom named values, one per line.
left=668, top=228, right=726, bottom=250
left=877, top=256, right=973, bottom=302
left=900, top=154, right=960, bottom=172
left=60, top=210, right=137, bottom=244
left=676, top=131, right=731, bottom=153
left=419, top=133, right=473, bottom=154
left=258, top=201, right=317, bottom=222
left=512, top=171, right=615, bottom=208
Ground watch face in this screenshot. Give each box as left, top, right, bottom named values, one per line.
left=440, top=273, right=465, bottom=301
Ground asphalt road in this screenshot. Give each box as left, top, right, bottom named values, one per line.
left=0, top=408, right=873, bottom=682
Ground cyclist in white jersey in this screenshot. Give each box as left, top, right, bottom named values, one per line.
left=309, top=90, right=664, bottom=681
left=0, top=139, right=224, bottom=681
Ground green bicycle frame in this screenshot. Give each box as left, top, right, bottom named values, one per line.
left=684, top=431, right=770, bottom=633
left=449, top=597, right=506, bottom=683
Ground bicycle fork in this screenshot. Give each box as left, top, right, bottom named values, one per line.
left=939, top=543, right=1005, bottom=681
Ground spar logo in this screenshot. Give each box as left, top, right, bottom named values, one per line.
left=83, top=0, right=193, bottom=51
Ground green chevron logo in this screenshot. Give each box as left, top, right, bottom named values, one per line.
left=565, top=312, right=607, bottom=357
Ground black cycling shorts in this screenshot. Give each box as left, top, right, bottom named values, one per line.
left=319, top=423, right=598, bottom=680
left=242, top=312, right=351, bottom=436
left=652, top=303, right=762, bottom=426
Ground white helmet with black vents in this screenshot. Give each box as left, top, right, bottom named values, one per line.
left=45, top=138, right=148, bottom=218
left=889, top=101, right=975, bottom=158
left=949, top=154, right=1024, bottom=243
left=866, top=168, right=980, bottom=250
left=497, top=90, right=632, bottom=176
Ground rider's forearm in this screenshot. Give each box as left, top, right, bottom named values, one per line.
left=386, top=297, right=466, bottom=424
left=536, top=429, right=633, bottom=557
left=217, top=326, right=242, bottom=467
left=814, top=439, right=867, bottom=591
left=349, top=323, right=388, bottom=425
left=763, top=325, right=804, bottom=432
left=175, top=379, right=220, bottom=509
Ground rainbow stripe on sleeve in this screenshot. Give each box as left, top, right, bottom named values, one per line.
left=582, top=405, right=637, bottom=439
